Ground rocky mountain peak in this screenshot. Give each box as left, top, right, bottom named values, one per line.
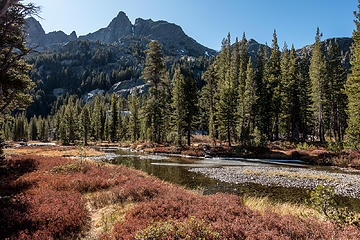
left=79, top=11, right=132, bottom=43
left=25, top=17, right=78, bottom=50
left=133, top=17, right=215, bottom=57
left=26, top=11, right=216, bottom=57
left=26, top=17, right=45, bottom=35
left=296, top=37, right=353, bottom=68
left=69, top=31, right=77, bottom=39
left=25, top=17, right=45, bottom=44
left=107, top=11, right=132, bottom=32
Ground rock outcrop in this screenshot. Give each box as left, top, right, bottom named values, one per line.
left=109, top=79, right=151, bottom=97
left=26, top=11, right=216, bottom=57
left=296, top=37, right=352, bottom=68
left=79, top=11, right=132, bottom=43
left=133, top=18, right=216, bottom=57
left=25, top=17, right=77, bottom=50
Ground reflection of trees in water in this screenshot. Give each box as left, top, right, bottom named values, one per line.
left=111, top=156, right=360, bottom=207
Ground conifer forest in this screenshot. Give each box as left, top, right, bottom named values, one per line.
left=2, top=0, right=360, bottom=239
left=4, top=28, right=359, bottom=151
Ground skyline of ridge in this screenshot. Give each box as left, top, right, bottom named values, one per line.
left=24, top=0, right=357, bottom=50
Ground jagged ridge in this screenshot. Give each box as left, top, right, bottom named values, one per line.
left=25, top=11, right=216, bottom=57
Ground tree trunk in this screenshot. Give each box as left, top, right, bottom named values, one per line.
left=187, top=128, right=191, bottom=146
left=227, top=124, right=231, bottom=147
left=84, top=129, right=88, bottom=146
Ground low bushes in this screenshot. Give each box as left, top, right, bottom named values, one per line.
left=0, top=155, right=88, bottom=239
left=134, top=217, right=222, bottom=240
left=308, top=185, right=360, bottom=226
left=2, top=153, right=360, bottom=239
left=107, top=186, right=360, bottom=240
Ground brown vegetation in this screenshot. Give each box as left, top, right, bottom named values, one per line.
left=1, top=149, right=360, bottom=239
left=4, top=145, right=105, bottom=157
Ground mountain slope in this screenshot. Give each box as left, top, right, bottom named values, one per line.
left=296, top=37, right=353, bottom=68
left=25, top=17, right=77, bottom=51
left=78, top=11, right=133, bottom=43
left=26, top=11, right=216, bottom=57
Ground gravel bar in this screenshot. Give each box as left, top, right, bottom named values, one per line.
left=189, top=166, right=360, bottom=199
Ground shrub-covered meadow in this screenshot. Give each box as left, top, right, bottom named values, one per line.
left=1, top=154, right=359, bottom=239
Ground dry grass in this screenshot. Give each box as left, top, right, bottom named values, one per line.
left=191, top=134, right=213, bottom=145
left=243, top=195, right=322, bottom=220
left=83, top=188, right=140, bottom=239
left=83, top=194, right=136, bottom=239
left=4, top=146, right=105, bottom=157
left=242, top=169, right=336, bottom=182
left=85, top=191, right=120, bottom=209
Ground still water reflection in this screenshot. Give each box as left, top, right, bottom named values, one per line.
left=108, top=150, right=314, bottom=203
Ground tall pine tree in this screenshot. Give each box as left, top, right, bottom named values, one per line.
left=309, top=28, right=327, bottom=143
left=109, top=94, right=118, bottom=142
left=80, top=104, right=91, bottom=145
left=268, top=30, right=282, bottom=140
left=327, top=40, right=348, bottom=142
left=129, top=91, right=140, bottom=142
left=345, top=1, right=360, bottom=151
left=142, top=41, right=167, bottom=143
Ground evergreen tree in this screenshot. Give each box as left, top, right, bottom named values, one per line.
left=231, top=37, right=240, bottom=86
left=182, top=70, right=198, bottom=146
left=104, top=113, right=110, bottom=142
left=327, top=40, right=348, bottom=142
left=268, top=30, right=282, bottom=140
left=28, top=116, right=37, bottom=140
left=279, top=43, right=290, bottom=138
left=0, top=1, right=36, bottom=116
left=80, top=104, right=91, bottom=145
left=345, top=1, right=360, bottom=151
left=309, top=28, right=327, bottom=143
left=241, top=58, right=258, bottom=145
left=171, top=67, right=186, bottom=145
left=38, top=117, right=47, bottom=141
left=171, top=67, right=198, bottom=146
left=239, top=33, right=249, bottom=98
left=129, top=91, right=140, bottom=142
left=54, top=106, right=64, bottom=141
left=202, top=64, right=218, bottom=145
left=280, top=45, right=301, bottom=141
left=4, top=119, right=13, bottom=141
left=117, top=113, right=125, bottom=141
left=161, top=71, right=173, bottom=142
left=14, top=113, right=27, bottom=141
left=109, top=94, right=118, bottom=142
left=59, top=117, right=68, bottom=145
left=298, top=52, right=313, bottom=141
left=142, top=41, right=167, bottom=143
left=93, top=95, right=105, bottom=141
left=237, top=33, right=249, bottom=139
left=63, top=103, right=76, bottom=143
left=254, top=46, right=271, bottom=142
left=218, top=69, right=237, bottom=146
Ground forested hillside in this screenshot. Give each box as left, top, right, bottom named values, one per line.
left=5, top=28, right=353, bottom=150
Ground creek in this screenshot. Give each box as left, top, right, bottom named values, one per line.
left=103, top=148, right=360, bottom=209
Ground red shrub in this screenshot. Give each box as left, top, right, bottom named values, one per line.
left=3, top=154, right=360, bottom=240
left=107, top=185, right=360, bottom=240
left=0, top=156, right=87, bottom=239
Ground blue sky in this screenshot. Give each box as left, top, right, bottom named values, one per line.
left=25, top=0, right=358, bottom=50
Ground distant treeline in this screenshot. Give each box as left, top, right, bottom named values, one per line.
left=4, top=28, right=360, bottom=150
left=25, top=40, right=212, bottom=117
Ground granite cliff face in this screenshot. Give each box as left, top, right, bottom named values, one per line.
left=25, top=17, right=77, bottom=50
left=79, top=11, right=133, bottom=43
left=26, top=11, right=216, bottom=57
left=132, top=18, right=215, bottom=57
left=296, top=37, right=353, bottom=68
